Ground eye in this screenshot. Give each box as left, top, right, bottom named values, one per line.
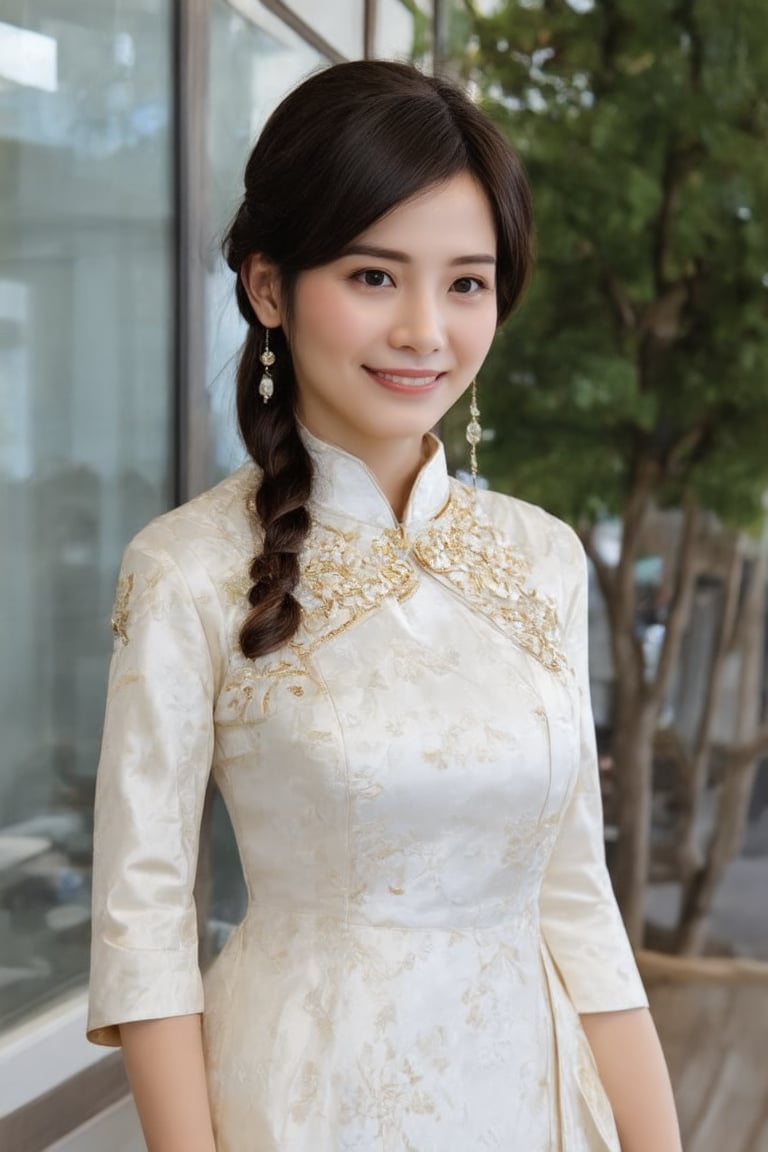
left=451, top=276, right=487, bottom=295
left=352, top=268, right=394, bottom=288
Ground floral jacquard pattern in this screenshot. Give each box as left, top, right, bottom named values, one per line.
left=110, top=573, right=135, bottom=644
left=89, top=436, right=649, bottom=1152
left=410, top=482, right=567, bottom=675
left=300, top=525, right=419, bottom=644
left=239, top=480, right=567, bottom=683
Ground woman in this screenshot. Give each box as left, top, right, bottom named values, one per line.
left=87, top=61, right=681, bottom=1152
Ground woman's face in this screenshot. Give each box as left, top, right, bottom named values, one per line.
left=285, top=171, right=498, bottom=465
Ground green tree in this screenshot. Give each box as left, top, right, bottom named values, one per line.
left=446, top=0, right=768, bottom=946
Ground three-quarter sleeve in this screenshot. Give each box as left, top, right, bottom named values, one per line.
left=87, top=533, right=217, bottom=1046
left=539, top=526, right=648, bottom=1014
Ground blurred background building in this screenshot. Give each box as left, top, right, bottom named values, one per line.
left=0, top=3, right=443, bottom=1148
left=2, top=1, right=768, bottom=1150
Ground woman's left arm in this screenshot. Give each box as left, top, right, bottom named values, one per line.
left=538, top=523, right=681, bottom=1149
left=580, top=1007, right=681, bottom=1152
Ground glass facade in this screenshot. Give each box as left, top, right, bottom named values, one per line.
left=206, top=0, right=327, bottom=481
left=2, top=8, right=765, bottom=1151
left=204, top=1, right=328, bottom=942
left=0, top=2, right=422, bottom=1139
left=0, top=0, right=174, bottom=1034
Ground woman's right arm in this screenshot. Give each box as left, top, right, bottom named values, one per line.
left=87, top=536, right=223, bottom=1130
left=120, top=1015, right=216, bottom=1152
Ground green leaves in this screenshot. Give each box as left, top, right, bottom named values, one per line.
left=455, top=0, right=768, bottom=528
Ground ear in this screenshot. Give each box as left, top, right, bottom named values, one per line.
left=240, top=254, right=285, bottom=328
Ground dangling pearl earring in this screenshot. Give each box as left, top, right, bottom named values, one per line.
left=259, top=327, right=276, bottom=403
left=465, top=378, right=482, bottom=487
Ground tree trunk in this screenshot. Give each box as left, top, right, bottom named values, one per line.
left=676, top=760, right=759, bottom=955
left=676, top=533, right=767, bottom=954
left=591, top=457, right=657, bottom=945
left=604, top=491, right=700, bottom=944
left=676, top=535, right=743, bottom=881
left=651, top=501, right=700, bottom=696
left=611, top=689, right=658, bottom=944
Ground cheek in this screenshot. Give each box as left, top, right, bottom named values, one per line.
left=292, top=284, right=335, bottom=351
left=293, top=279, right=368, bottom=360
left=457, top=306, right=498, bottom=361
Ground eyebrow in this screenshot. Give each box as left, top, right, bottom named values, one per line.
left=340, top=244, right=497, bottom=267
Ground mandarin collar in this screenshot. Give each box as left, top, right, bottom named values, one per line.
left=299, top=424, right=450, bottom=530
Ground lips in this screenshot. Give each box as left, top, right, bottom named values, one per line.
left=364, top=367, right=446, bottom=392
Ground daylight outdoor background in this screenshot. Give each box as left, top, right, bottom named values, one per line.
left=1, top=3, right=766, bottom=1149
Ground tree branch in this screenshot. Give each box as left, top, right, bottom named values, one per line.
left=579, top=525, right=616, bottom=605
left=663, top=414, right=716, bottom=478
left=651, top=146, right=704, bottom=295
left=677, top=534, right=743, bottom=864
left=601, top=272, right=637, bottom=334
left=595, top=0, right=626, bottom=95
left=720, top=723, right=768, bottom=775
left=616, top=454, right=658, bottom=628
left=672, top=0, right=704, bottom=90
left=650, top=495, right=700, bottom=705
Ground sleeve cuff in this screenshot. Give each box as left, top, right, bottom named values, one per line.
left=543, top=904, right=649, bottom=1014
left=87, top=937, right=204, bottom=1047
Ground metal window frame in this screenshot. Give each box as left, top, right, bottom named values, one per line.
left=0, top=1053, right=128, bottom=1152
left=253, top=0, right=348, bottom=63
left=433, top=0, right=448, bottom=69
left=175, top=0, right=443, bottom=500
left=0, top=2, right=443, bottom=1147
left=364, top=0, right=378, bottom=58
left=175, top=0, right=213, bottom=505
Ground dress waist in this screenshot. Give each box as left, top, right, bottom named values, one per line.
left=235, top=900, right=540, bottom=942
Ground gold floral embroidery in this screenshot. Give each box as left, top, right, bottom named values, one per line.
left=295, top=485, right=564, bottom=675
left=111, top=573, right=135, bottom=644
left=223, top=572, right=250, bottom=605
left=226, top=525, right=421, bottom=710
left=300, top=524, right=418, bottom=641
left=410, top=483, right=566, bottom=675
left=232, top=480, right=566, bottom=695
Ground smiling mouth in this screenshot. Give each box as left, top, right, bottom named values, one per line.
left=365, top=368, right=445, bottom=389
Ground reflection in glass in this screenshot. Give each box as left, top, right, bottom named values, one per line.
left=206, top=0, right=327, bottom=480
left=0, top=2, right=173, bottom=1032
left=376, top=0, right=417, bottom=61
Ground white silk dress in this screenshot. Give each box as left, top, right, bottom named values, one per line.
left=87, top=428, right=648, bottom=1151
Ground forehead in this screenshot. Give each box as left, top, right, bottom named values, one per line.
left=356, top=172, right=496, bottom=252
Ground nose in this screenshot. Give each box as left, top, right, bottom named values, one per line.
left=388, top=289, right=446, bottom=356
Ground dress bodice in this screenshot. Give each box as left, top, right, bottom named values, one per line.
left=88, top=431, right=648, bottom=1150
left=212, top=430, right=577, bottom=936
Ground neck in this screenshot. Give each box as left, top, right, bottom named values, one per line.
left=298, top=418, right=431, bottom=522
left=367, top=437, right=431, bottom=522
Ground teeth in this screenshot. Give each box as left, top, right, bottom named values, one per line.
left=375, top=371, right=439, bottom=386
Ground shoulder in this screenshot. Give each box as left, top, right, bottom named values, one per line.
left=446, top=480, right=587, bottom=638
left=437, top=480, right=585, bottom=672
left=108, top=469, right=259, bottom=685
left=119, top=466, right=259, bottom=619
left=450, top=479, right=583, bottom=572
left=126, top=464, right=258, bottom=570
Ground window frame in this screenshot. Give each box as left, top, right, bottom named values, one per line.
left=0, top=2, right=438, bottom=1145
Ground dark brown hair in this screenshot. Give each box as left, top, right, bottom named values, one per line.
left=224, top=60, right=534, bottom=660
